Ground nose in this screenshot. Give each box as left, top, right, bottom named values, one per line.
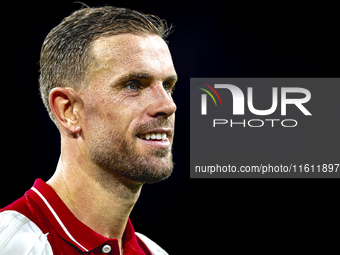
left=147, top=84, right=177, bottom=118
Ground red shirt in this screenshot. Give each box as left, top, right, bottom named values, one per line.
left=0, top=179, right=167, bottom=255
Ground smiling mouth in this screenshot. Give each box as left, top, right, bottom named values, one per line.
left=137, top=132, right=168, bottom=141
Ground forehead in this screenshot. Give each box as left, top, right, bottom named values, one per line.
left=90, top=33, right=175, bottom=78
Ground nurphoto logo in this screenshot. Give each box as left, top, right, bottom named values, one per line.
left=198, top=81, right=312, bottom=128
left=197, top=82, right=223, bottom=115
left=191, top=78, right=339, bottom=179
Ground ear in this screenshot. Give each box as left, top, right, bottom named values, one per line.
left=49, top=87, right=83, bottom=134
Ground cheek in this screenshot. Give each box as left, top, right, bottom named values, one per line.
left=83, top=99, right=140, bottom=139
left=81, top=86, right=149, bottom=138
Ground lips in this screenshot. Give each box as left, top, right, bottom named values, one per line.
left=136, top=128, right=172, bottom=144
left=139, top=132, right=167, bottom=141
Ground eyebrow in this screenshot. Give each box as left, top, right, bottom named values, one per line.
left=166, top=74, right=178, bottom=83
left=114, top=71, right=178, bottom=86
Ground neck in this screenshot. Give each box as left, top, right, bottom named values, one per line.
left=47, top=150, right=142, bottom=251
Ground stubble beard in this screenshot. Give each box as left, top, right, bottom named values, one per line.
left=88, top=119, right=174, bottom=187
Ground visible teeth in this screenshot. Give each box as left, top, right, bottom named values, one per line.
left=140, top=132, right=167, bottom=141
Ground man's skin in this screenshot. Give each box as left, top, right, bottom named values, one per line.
left=47, top=33, right=177, bottom=254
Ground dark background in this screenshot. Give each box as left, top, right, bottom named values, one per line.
left=2, top=1, right=339, bottom=254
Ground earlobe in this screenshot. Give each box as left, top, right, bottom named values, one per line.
left=49, top=87, right=83, bottom=134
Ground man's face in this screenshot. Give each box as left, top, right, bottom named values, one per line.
left=79, top=33, right=177, bottom=185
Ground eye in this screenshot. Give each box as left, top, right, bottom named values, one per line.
left=125, top=80, right=142, bottom=91
left=163, top=81, right=176, bottom=94
left=163, top=81, right=171, bottom=91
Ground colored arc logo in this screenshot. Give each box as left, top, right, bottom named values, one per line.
left=197, top=82, right=222, bottom=106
